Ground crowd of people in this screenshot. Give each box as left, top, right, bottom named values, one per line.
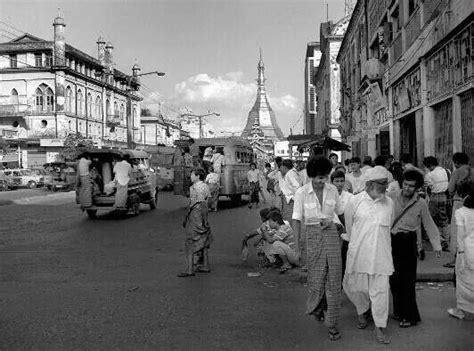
left=177, top=150, right=474, bottom=344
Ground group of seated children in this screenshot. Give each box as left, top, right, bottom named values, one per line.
left=241, top=169, right=353, bottom=276
left=242, top=207, right=299, bottom=273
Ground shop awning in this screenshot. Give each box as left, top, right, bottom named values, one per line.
left=287, top=135, right=351, bottom=152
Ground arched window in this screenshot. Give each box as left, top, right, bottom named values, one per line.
left=106, top=99, right=111, bottom=118
left=113, top=101, right=119, bottom=117
left=34, top=84, right=55, bottom=112
left=77, top=89, right=84, bottom=116
left=45, top=88, right=54, bottom=111
left=35, top=87, right=44, bottom=111
left=87, top=93, right=93, bottom=117
left=120, top=103, right=125, bottom=123
left=65, top=86, right=73, bottom=112
left=10, top=89, right=19, bottom=106
left=95, top=96, right=101, bottom=120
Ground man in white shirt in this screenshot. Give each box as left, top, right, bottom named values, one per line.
left=343, top=167, right=394, bottom=344
left=423, top=156, right=450, bottom=251
left=346, top=157, right=366, bottom=195
left=293, top=156, right=344, bottom=341
left=211, top=147, right=225, bottom=174
left=113, top=156, right=132, bottom=209
left=202, top=146, right=214, bottom=172
left=279, top=159, right=302, bottom=222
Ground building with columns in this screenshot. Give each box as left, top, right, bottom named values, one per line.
left=338, top=0, right=473, bottom=167
left=304, top=42, right=322, bottom=135
left=0, top=15, right=142, bottom=167
left=313, top=16, right=351, bottom=158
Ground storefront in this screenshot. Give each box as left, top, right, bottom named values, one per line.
left=433, top=99, right=453, bottom=169
left=461, top=89, right=474, bottom=162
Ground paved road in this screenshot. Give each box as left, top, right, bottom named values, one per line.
left=0, top=191, right=472, bottom=350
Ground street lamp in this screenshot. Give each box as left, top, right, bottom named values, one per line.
left=180, top=111, right=220, bottom=138
left=126, top=69, right=165, bottom=148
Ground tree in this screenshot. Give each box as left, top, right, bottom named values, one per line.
left=141, top=108, right=152, bottom=116
left=56, top=133, right=94, bottom=162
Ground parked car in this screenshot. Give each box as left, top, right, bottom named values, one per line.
left=1, top=169, right=44, bottom=188
left=43, top=162, right=76, bottom=191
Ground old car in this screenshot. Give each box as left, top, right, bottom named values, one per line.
left=76, top=149, right=158, bottom=219
left=1, top=169, right=43, bottom=188
left=43, top=162, right=76, bottom=191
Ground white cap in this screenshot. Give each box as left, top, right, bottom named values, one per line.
left=365, top=167, right=389, bottom=184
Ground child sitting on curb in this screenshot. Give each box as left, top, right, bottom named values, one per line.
left=261, top=210, right=299, bottom=273
left=242, top=207, right=275, bottom=265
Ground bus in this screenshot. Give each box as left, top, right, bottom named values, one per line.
left=174, top=137, right=253, bottom=204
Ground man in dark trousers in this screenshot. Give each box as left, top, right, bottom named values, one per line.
left=389, top=170, right=442, bottom=328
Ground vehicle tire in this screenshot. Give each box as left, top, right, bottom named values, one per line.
left=149, top=188, right=158, bottom=210
left=86, top=209, right=97, bottom=219
left=230, top=194, right=241, bottom=205
left=28, top=181, right=37, bottom=189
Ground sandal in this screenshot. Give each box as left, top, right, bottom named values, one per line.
left=328, top=328, right=341, bottom=341
left=177, top=272, right=195, bottom=278
left=374, top=330, right=390, bottom=344
left=399, top=319, right=417, bottom=328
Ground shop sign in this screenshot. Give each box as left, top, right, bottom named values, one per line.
left=40, top=139, right=65, bottom=147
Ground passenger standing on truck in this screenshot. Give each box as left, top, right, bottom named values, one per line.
left=211, top=147, right=225, bottom=175
left=113, top=156, right=132, bottom=209
left=206, top=166, right=220, bottom=212
left=178, top=167, right=212, bottom=277
left=202, top=146, right=214, bottom=173
left=77, top=154, right=92, bottom=208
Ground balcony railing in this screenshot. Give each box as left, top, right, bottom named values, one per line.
left=106, top=114, right=123, bottom=127
left=0, top=104, right=31, bottom=117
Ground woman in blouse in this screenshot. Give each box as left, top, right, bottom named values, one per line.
left=178, top=167, right=212, bottom=277
left=247, top=162, right=261, bottom=209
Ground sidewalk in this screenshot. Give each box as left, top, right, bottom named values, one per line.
left=290, top=251, right=456, bottom=283
left=0, top=188, right=75, bottom=206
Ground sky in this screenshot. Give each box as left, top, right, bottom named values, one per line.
left=0, top=0, right=346, bottom=136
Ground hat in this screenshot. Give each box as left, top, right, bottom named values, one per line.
left=365, top=167, right=388, bottom=185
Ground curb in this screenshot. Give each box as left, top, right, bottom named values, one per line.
left=289, top=268, right=455, bottom=283
left=11, top=191, right=75, bottom=205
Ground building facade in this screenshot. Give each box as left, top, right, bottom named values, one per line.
left=304, top=42, right=322, bottom=135
left=0, top=15, right=142, bottom=167
left=313, top=17, right=351, bottom=154
left=140, top=115, right=181, bottom=147
left=338, top=0, right=473, bottom=167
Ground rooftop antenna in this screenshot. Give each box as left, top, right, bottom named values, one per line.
left=326, top=3, right=329, bottom=21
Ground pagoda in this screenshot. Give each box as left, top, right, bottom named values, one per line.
left=242, top=50, right=284, bottom=156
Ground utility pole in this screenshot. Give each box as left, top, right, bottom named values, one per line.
left=180, top=111, right=220, bottom=138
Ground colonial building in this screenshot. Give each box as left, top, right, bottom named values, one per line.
left=241, top=51, right=284, bottom=157
left=304, top=42, right=322, bottom=135
left=0, top=15, right=142, bottom=167
left=313, top=16, right=351, bottom=155
left=140, top=115, right=181, bottom=147
left=338, top=0, right=473, bottom=167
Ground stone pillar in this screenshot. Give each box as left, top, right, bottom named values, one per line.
left=392, top=119, right=401, bottom=160
left=415, top=109, right=424, bottom=167
left=452, top=94, right=462, bottom=153
left=422, top=105, right=435, bottom=156
left=367, top=131, right=377, bottom=159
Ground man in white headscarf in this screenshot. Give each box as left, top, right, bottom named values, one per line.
left=343, top=167, right=394, bottom=344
